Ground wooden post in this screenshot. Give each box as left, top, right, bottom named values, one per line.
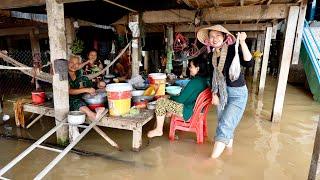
left=253, top=33, right=263, bottom=84
left=46, top=0, right=69, bottom=145
left=30, top=28, right=41, bottom=56
left=258, top=27, right=273, bottom=97
left=65, top=18, right=76, bottom=57
left=271, top=6, right=299, bottom=123
left=251, top=38, right=257, bottom=53
left=166, top=25, right=173, bottom=74
left=272, top=21, right=278, bottom=39
left=129, top=14, right=140, bottom=77
left=308, top=116, right=320, bottom=180
left=143, top=51, right=149, bottom=73
left=29, top=28, right=41, bottom=90
left=292, top=2, right=307, bottom=64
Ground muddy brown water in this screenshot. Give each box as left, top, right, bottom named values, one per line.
left=0, top=76, right=319, bottom=179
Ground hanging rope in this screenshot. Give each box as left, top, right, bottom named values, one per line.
left=0, top=51, right=53, bottom=83
left=0, top=41, right=132, bottom=83
left=173, top=33, right=189, bottom=52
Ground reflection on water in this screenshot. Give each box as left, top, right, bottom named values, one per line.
left=0, top=76, right=319, bottom=179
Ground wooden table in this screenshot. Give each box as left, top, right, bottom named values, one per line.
left=96, top=109, right=154, bottom=151
left=15, top=100, right=154, bottom=151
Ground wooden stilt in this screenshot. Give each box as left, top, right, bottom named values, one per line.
left=271, top=6, right=299, bottom=122
left=253, top=33, right=263, bottom=85
left=65, top=18, right=76, bottom=57
left=144, top=51, right=149, bottom=73
left=166, top=25, right=173, bottom=74
left=46, top=0, right=69, bottom=145
left=129, top=14, right=140, bottom=77
left=258, top=27, right=273, bottom=97
left=308, top=116, right=320, bottom=180
left=292, top=2, right=307, bottom=64
left=29, top=28, right=41, bottom=90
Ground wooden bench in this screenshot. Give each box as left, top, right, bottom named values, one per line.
left=15, top=100, right=154, bottom=151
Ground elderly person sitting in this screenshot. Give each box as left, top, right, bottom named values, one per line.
left=68, top=55, right=104, bottom=120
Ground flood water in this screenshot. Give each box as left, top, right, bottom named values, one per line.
left=0, top=76, right=319, bottom=180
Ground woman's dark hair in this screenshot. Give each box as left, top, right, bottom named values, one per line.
left=188, top=56, right=208, bottom=77
left=87, top=49, right=98, bottom=57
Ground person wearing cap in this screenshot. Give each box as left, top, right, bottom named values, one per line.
left=197, top=25, right=253, bottom=158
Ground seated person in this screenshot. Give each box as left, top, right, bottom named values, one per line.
left=147, top=57, right=209, bottom=138
left=79, top=49, right=106, bottom=88
left=112, top=49, right=131, bottom=82
left=68, top=55, right=104, bottom=120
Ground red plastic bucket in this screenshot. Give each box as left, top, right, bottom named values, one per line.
left=31, top=91, right=46, bottom=104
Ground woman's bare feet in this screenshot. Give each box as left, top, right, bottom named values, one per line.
left=210, top=141, right=226, bottom=158
left=226, top=139, right=233, bottom=148
left=95, top=107, right=105, bottom=119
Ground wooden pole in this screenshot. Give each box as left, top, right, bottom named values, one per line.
left=46, top=0, right=69, bottom=145
left=258, top=27, right=273, bottom=97
left=253, top=33, right=263, bottom=85
left=271, top=6, right=299, bottom=123
left=166, top=25, right=173, bottom=74
left=29, top=28, right=41, bottom=90
left=292, top=2, right=307, bottom=64
left=308, top=116, right=320, bottom=180
left=29, top=28, right=41, bottom=56
left=129, top=14, right=140, bottom=77
left=143, top=51, right=149, bottom=73
left=271, top=21, right=278, bottom=40
left=65, top=18, right=76, bottom=57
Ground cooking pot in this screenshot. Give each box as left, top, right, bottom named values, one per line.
left=104, top=74, right=115, bottom=84
left=82, top=90, right=107, bottom=105
left=31, top=91, right=46, bottom=104
left=68, top=111, right=86, bottom=125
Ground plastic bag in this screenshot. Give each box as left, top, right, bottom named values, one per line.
left=229, top=32, right=241, bottom=82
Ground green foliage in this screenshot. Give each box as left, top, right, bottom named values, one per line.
left=70, top=38, right=84, bottom=55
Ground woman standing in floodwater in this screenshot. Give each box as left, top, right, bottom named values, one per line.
left=197, top=25, right=253, bottom=158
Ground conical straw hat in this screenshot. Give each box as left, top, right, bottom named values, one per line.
left=196, top=25, right=236, bottom=46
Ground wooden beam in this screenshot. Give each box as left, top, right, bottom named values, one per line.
left=292, top=2, right=307, bottom=64
left=258, top=27, right=272, bottom=97
left=308, top=116, right=320, bottom=180
left=56, top=0, right=93, bottom=3
left=271, top=6, right=299, bottom=122
left=0, top=0, right=45, bottom=9
left=143, top=9, right=194, bottom=24
left=203, top=4, right=290, bottom=22
left=0, top=27, right=35, bottom=36
left=102, top=0, right=137, bottom=12
left=46, top=0, right=69, bottom=144
left=174, top=23, right=271, bottom=32
left=142, top=4, right=290, bottom=24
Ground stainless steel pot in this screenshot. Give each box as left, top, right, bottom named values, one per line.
left=82, top=91, right=107, bottom=105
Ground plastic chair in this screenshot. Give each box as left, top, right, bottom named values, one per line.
left=169, top=88, right=212, bottom=144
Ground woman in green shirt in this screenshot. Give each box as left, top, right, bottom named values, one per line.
left=148, top=57, right=209, bottom=138
left=68, top=55, right=104, bottom=120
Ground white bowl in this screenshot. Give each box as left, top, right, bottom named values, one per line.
left=2, top=114, right=10, bottom=121
left=132, top=90, right=145, bottom=97
left=68, top=111, right=86, bottom=125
